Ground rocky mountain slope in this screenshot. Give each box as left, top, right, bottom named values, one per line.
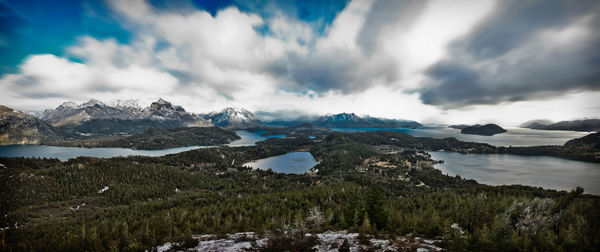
left=40, top=99, right=212, bottom=138
left=41, top=98, right=211, bottom=127
left=202, top=107, right=263, bottom=129
left=0, top=105, right=60, bottom=145
left=40, top=99, right=137, bottom=126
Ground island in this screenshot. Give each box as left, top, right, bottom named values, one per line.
left=56, top=126, right=241, bottom=150
left=460, top=124, right=507, bottom=136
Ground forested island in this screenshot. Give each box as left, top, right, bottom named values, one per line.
left=459, top=124, right=507, bottom=136
left=1, top=131, right=599, bottom=251
left=55, top=127, right=240, bottom=150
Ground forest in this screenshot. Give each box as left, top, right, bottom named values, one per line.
left=56, top=127, right=241, bottom=150
left=1, top=131, right=599, bottom=251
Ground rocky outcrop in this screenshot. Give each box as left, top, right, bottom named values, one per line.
left=0, top=105, right=60, bottom=145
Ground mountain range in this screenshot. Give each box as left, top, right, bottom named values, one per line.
left=0, top=99, right=426, bottom=146
left=201, top=107, right=264, bottom=129
left=41, top=98, right=211, bottom=128
left=521, top=119, right=600, bottom=132
left=265, top=112, right=422, bottom=129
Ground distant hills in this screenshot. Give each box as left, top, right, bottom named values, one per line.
left=565, top=132, right=600, bottom=149
left=521, top=119, right=600, bottom=132
left=266, top=112, right=422, bottom=129
left=458, top=124, right=507, bottom=136
left=448, top=124, right=470, bottom=130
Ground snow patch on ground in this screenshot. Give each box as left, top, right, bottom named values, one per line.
left=156, top=230, right=443, bottom=251
left=97, top=186, right=109, bottom=193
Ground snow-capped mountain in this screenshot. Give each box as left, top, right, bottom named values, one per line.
left=141, top=99, right=211, bottom=127
left=111, top=99, right=143, bottom=116
left=40, top=98, right=211, bottom=127
left=41, top=99, right=138, bottom=126
left=268, top=113, right=422, bottom=129
left=313, top=113, right=369, bottom=128
left=202, top=107, right=263, bottom=129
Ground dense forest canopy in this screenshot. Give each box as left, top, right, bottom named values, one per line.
left=1, top=131, right=599, bottom=251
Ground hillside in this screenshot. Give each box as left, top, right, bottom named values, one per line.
left=521, top=119, right=600, bottom=132
left=564, top=132, right=600, bottom=149
left=0, top=105, right=60, bottom=145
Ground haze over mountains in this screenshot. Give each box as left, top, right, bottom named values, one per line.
left=521, top=119, right=600, bottom=132
left=0, top=98, right=428, bottom=145
left=34, top=98, right=425, bottom=131
left=265, top=113, right=422, bottom=129
left=3, top=97, right=600, bottom=146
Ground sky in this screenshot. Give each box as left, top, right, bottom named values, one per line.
left=0, top=0, right=599, bottom=126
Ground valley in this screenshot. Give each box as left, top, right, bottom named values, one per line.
left=1, top=99, right=600, bottom=251
left=1, top=130, right=599, bottom=251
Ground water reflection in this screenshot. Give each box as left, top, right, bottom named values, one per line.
left=430, top=151, right=600, bottom=195
left=243, top=152, right=318, bottom=174
left=332, top=126, right=588, bottom=147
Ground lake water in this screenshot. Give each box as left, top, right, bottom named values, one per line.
left=243, top=152, right=319, bottom=174
left=0, top=130, right=281, bottom=161
left=332, top=126, right=588, bottom=147
left=227, top=130, right=286, bottom=147
left=429, top=151, right=600, bottom=195
left=0, top=144, right=210, bottom=161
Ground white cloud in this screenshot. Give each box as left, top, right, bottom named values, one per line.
left=0, top=0, right=598, bottom=126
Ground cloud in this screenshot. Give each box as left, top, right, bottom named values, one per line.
left=421, top=0, right=600, bottom=108
left=0, top=0, right=598, bottom=126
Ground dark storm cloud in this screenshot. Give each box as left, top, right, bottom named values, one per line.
left=264, top=0, right=426, bottom=94
left=356, top=0, right=426, bottom=55
left=421, top=0, right=600, bottom=108
left=267, top=51, right=399, bottom=94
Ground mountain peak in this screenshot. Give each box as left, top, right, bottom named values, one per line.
left=57, top=102, right=78, bottom=109
left=155, top=98, right=170, bottom=105
left=150, top=98, right=185, bottom=112
left=203, top=107, right=262, bottom=129
left=111, top=99, right=141, bottom=109
left=81, top=99, right=106, bottom=107
left=40, top=98, right=211, bottom=127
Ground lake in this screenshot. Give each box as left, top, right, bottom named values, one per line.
left=227, top=130, right=286, bottom=147
left=0, top=130, right=281, bottom=161
left=243, top=152, right=319, bottom=174
left=332, top=126, right=588, bottom=147
left=430, top=151, right=600, bottom=195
